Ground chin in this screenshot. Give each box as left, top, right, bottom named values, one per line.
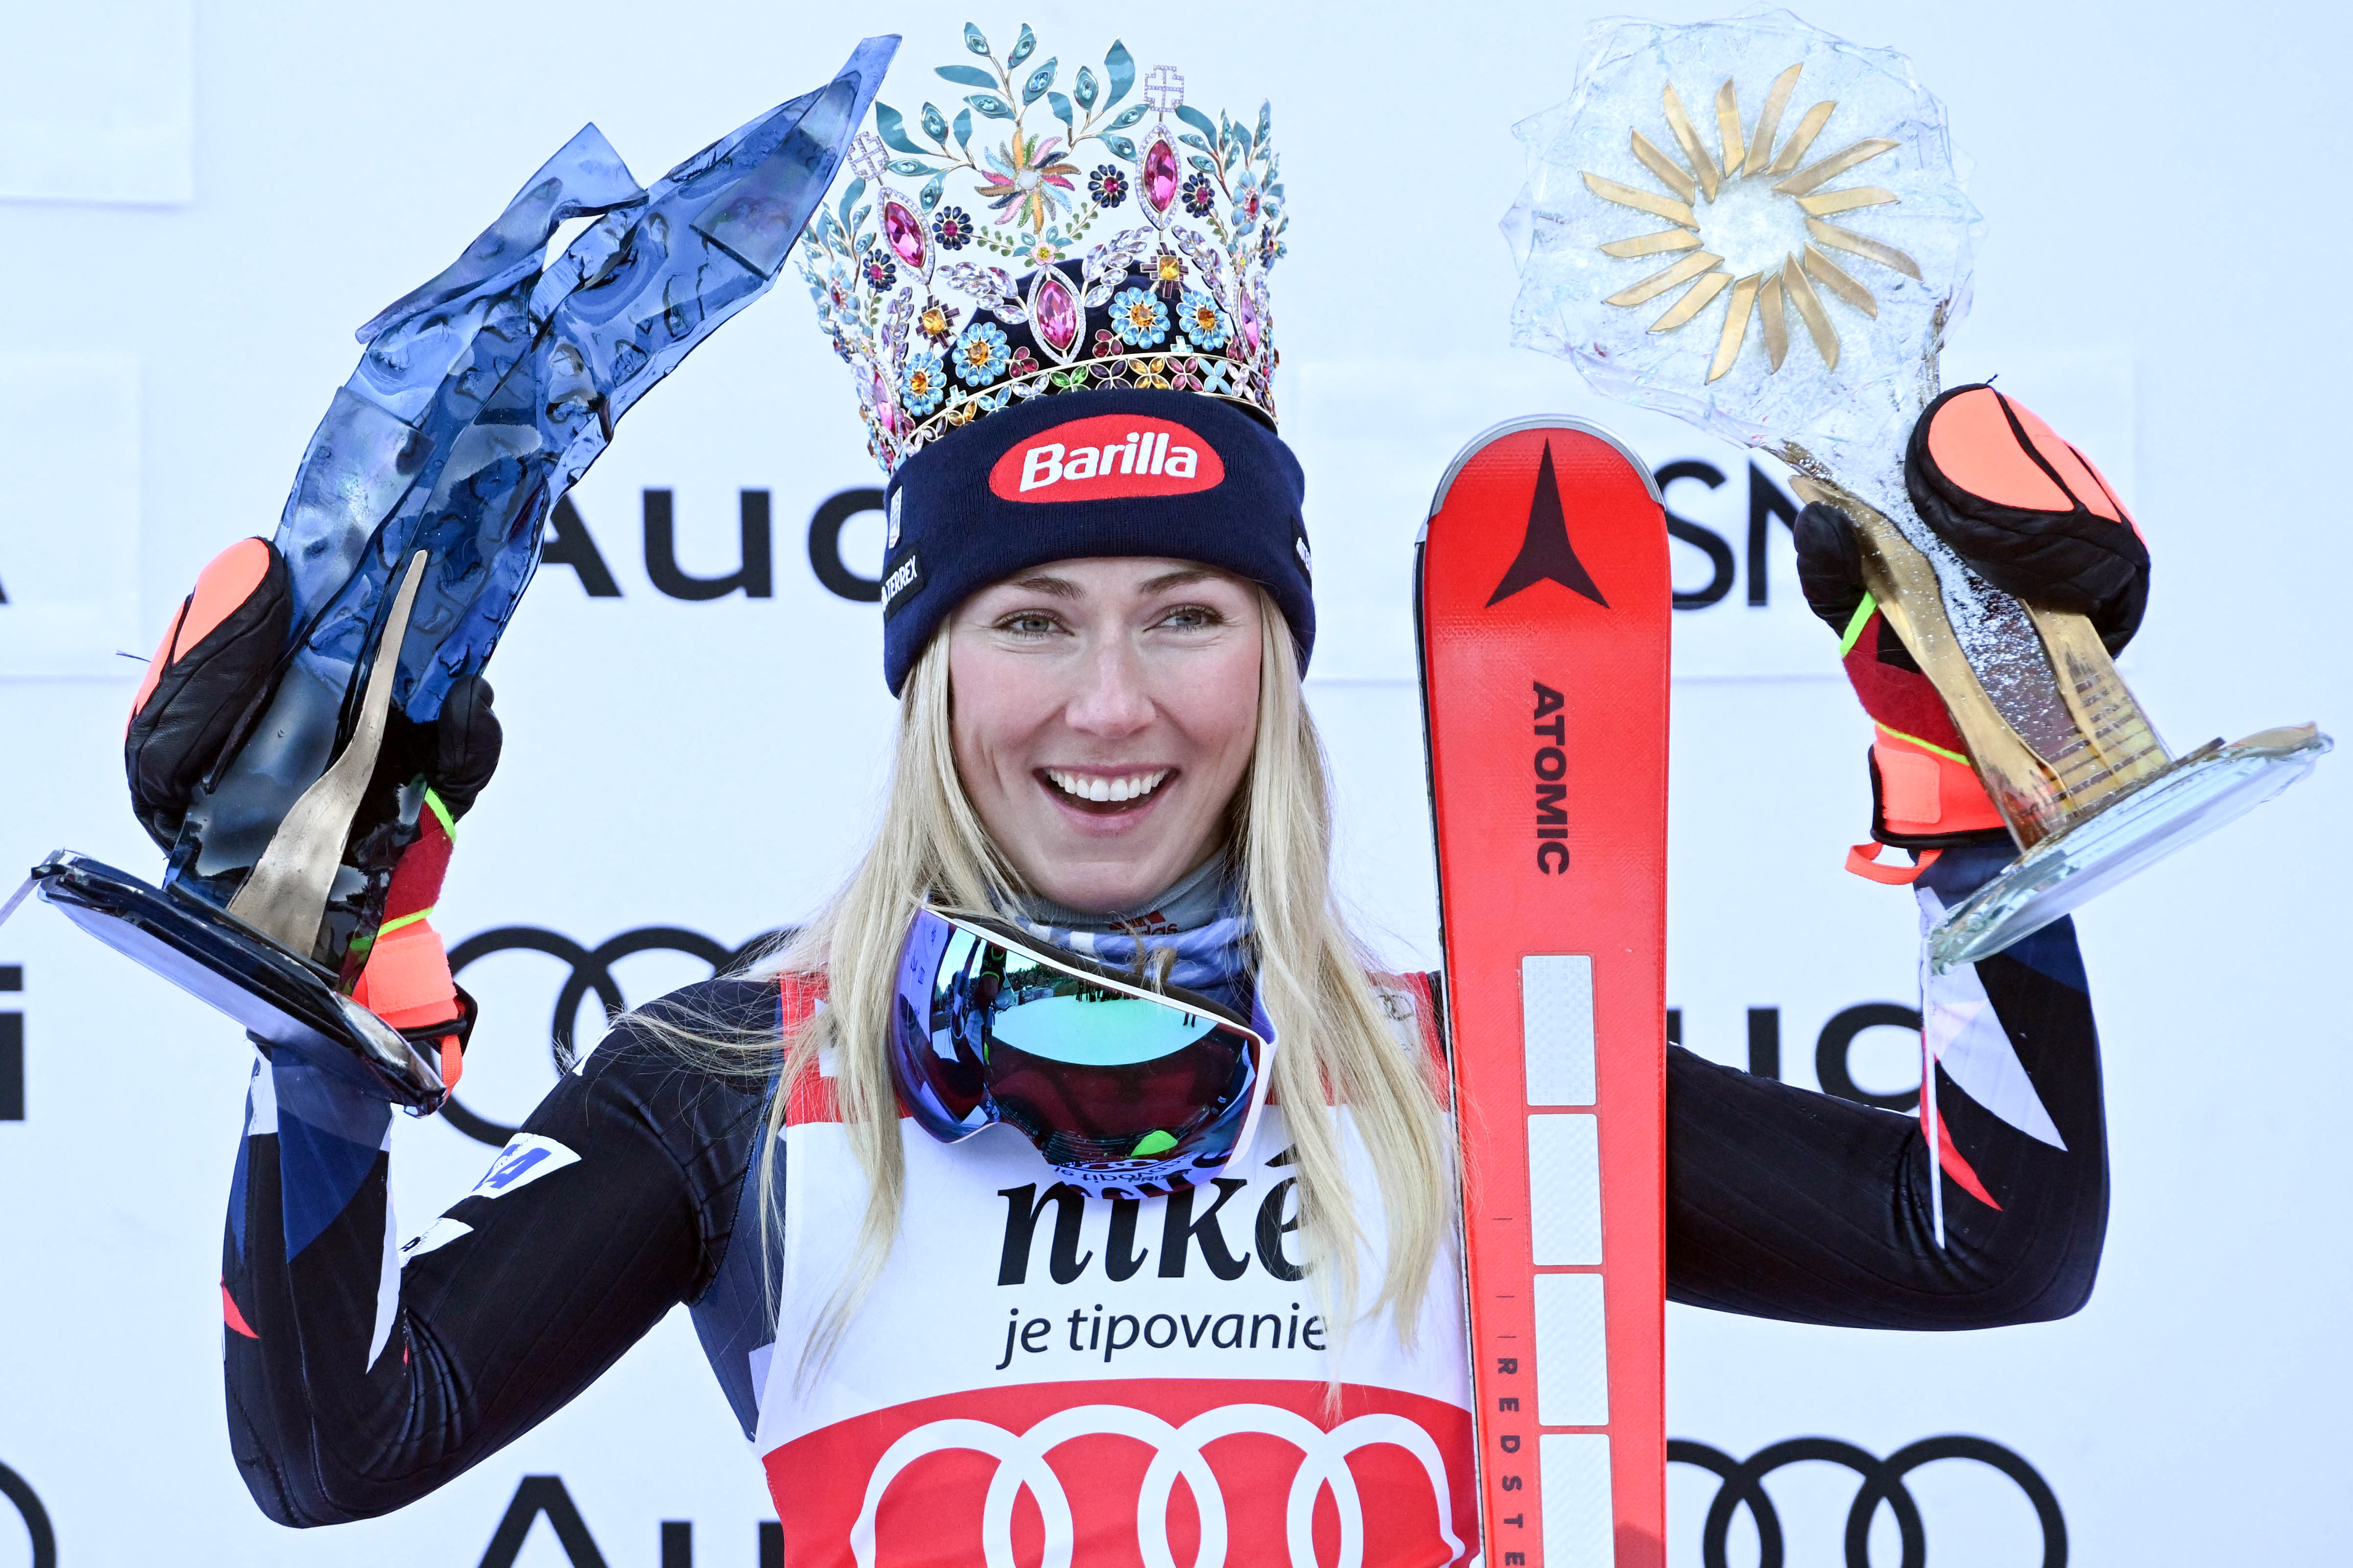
left=1031, top=854, right=1184, bottom=917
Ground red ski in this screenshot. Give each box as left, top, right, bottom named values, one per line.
left=1418, top=418, right=1670, bottom=1568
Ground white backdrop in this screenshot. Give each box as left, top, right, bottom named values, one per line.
left=0, top=2, right=2345, bottom=1564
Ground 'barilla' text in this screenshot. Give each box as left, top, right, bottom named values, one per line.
left=1022, top=431, right=1200, bottom=490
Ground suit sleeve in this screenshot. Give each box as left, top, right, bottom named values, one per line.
left=221, top=979, right=770, bottom=1525
left=1665, top=843, right=2108, bottom=1329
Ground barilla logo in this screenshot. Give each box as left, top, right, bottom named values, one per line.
left=988, top=413, right=1226, bottom=502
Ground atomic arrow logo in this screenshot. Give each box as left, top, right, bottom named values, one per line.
left=1487, top=441, right=1608, bottom=609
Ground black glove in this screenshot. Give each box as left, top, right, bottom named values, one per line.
left=381, top=667, right=504, bottom=820
left=126, top=539, right=502, bottom=850
left=126, top=540, right=290, bottom=850
left=1792, top=385, right=2148, bottom=853
left=1904, top=382, right=2148, bottom=654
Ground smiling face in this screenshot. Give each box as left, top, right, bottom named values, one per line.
left=948, top=557, right=1264, bottom=915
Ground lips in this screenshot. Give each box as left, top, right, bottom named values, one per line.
left=1040, top=766, right=1174, bottom=816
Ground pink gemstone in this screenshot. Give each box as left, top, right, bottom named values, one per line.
left=1033, top=271, right=1080, bottom=355
left=1235, top=289, right=1261, bottom=353
left=1142, top=135, right=1180, bottom=214
left=883, top=199, right=927, bottom=270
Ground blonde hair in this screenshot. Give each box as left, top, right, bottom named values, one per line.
left=645, top=592, right=1452, bottom=1374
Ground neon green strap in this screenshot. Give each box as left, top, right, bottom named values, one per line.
left=375, top=907, right=436, bottom=939
left=1874, top=721, right=1970, bottom=767
left=423, top=787, right=457, bottom=839
left=1837, top=593, right=1878, bottom=657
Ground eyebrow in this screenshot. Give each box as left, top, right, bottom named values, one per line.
left=1138, top=568, right=1220, bottom=593
left=1002, top=573, right=1083, bottom=600
left=997, top=567, right=1224, bottom=601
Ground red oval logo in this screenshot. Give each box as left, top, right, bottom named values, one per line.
left=988, top=413, right=1226, bottom=503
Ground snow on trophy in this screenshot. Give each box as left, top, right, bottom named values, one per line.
left=1503, top=9, right=2328, bottom=968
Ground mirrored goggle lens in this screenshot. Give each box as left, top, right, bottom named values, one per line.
left=890, top=907, right=1269, bottom=1173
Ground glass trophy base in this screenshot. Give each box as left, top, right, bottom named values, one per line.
left=5, top=851, right=448, bottom=1110
left=1930, top=726, right=2332, bottom=970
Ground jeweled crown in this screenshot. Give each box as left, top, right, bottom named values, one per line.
left=797, top=22, right=1286, bottom=474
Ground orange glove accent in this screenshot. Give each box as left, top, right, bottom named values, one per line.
left=1921, top=386, right=2134, bottom=530
left=128, top=538, right=275, bottom=726
left=1844, top=843, right=1942, bottom=886
left=349, top=919, right=457, bottom=1028
left=1909, top=383, right=2149, bottom=648
left=1869, top=725, right=2007, bottom=841
left=350, top=920, right=466, bottom=1091
left=347, top=794, right=467, bottom=1090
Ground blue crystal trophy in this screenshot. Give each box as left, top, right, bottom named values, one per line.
left=4, top=39, right=896, bottom=1107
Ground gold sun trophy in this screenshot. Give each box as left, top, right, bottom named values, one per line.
left=1504, top=10, right=2328, bottom=967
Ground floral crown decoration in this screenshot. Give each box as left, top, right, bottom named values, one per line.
left=797, top=21, right=1286, bottom=474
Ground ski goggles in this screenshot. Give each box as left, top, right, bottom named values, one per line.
left=888, top=905, right=1276, bottom=1196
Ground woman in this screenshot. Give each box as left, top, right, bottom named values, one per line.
left=169, top=27, right=2113, bottom=1562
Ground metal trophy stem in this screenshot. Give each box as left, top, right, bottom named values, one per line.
left=1789, top=464, right=2330, bottom=970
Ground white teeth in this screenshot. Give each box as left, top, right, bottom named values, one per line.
left=1048, top=768, right=1170, bottom=804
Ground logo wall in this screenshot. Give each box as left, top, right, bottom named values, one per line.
left=528, top=463, right=1786, bottom=622
left=538, top=488, right=889, bottom=605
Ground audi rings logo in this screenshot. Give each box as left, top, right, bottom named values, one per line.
left=854, top=1403, right=1461, bottom=1568
left=1670, top=1435, right=2065, bottom=1568
left=442, top=925, right=786, bottom=1147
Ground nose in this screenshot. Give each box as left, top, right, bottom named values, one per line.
left=1063, top=630, right=1156, bottom=738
